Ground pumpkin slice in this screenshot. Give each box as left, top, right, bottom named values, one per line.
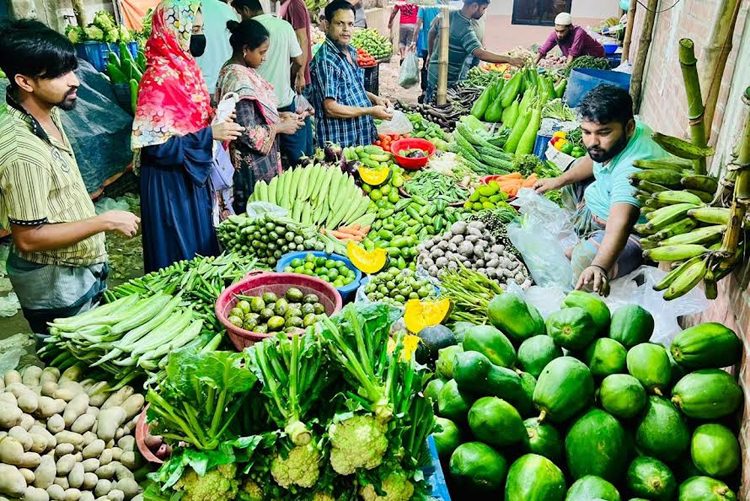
left=347, top=241, right=388, bottom=274
left=358, top=166, right=391, bottom=187
left=404, top=298, right=452, bottom=333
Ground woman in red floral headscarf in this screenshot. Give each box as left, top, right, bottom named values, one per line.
left=132, top=0, right=243, bottom=272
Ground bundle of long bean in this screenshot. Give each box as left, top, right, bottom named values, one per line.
left=439, top=262, right=503, bottom=324
left=404, top=170, right=470, bottom=204
left=104, top=253, right=261, bottom=327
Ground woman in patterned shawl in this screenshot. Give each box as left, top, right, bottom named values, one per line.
left=215, top=19, right=304, bottom=214
left=131, top=0, right=243, bottom=272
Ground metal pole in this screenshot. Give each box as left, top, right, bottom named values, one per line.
left=436, top=5, right=450, bottom=106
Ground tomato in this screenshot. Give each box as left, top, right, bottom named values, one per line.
left=374, top=141, right=381, bottom=146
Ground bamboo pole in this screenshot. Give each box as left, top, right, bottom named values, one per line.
left=678, top=39, right=707, bottom=176
left=71, top=0, right=87, bottom=28
left=436, top=5, right=450, bottom=106
left=630, top=0, right=658, bottom=113
left=699, top=0, right=742, bottom=143
left=621, top=0, right=637, bottom=64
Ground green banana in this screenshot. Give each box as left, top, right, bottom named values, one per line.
left=640, top=236, right=660, bottom=250
left=643, top=244, right=708, bottom=262
left=633, top=157, right=694, bottom=172
left=651, top=190, right=704, bottom=206
left=686, top=207, right=731, bottom=225
left=685, top=189, right=714, bottom=203
left=658, top=224, right=726, bottom=247
left=643, top=203, right=698, bottom=230
left=663, top=258, right=708, bottom=301
left=630, top=169, right=684, bottom=187
left=653, top=255, right=702, bottom=291
left=652, top=218, right=698, bottom=240
left=651, top=132, right=716, bottom=160
left=635, top=179, right=670, bottom=194
left=680, top=175, right=719, bottom=194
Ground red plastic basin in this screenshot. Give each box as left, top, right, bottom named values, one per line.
left=215, top=271, right=343, bottom=351
left=390, top=138, right=436, bottom=170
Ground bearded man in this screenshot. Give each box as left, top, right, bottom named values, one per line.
left=534, top=85, right=667, bottom=296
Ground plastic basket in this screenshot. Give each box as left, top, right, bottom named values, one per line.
left=215, top=271, right=343, bottom=350
left=275, top=251, right=362, bottom=303
left=364, top=65, right=380, bottom=95
left=603, top=43, right=619, bottom=55
left=390, top=138, right=436, bottom=170
left=75, top=41, right=140, bottom=73
left=533, top=133, right=552, bottom=160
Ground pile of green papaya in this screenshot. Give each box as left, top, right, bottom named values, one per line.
left=105, top=42, right=146, bottom=114
left=425, top=290, right=744, bottom=501
left=469, top=68, right=567, bottom=157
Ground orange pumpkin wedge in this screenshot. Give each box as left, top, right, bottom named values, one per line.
left=347, top=241, right=388, bottom=274
left=404, top=298, right=452, bottom=333
left=357, top=166, right=391, bottom=187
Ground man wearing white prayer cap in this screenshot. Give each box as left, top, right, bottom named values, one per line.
left=535, top=12, right=605, bottom=65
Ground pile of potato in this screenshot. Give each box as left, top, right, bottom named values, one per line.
left=0, top=365, right=145, bottom=501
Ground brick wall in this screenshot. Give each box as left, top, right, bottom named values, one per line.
left=629, top=1, right=750, bottom=498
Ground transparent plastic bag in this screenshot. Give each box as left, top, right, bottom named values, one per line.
left=294, top=93, right=313, bottom=115
left=376, top=110, right=414, bottom=136
left=398, top=51, right=419, bottom=89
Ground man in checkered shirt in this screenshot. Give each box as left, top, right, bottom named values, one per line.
left=310, top=0, right=394, bottom=147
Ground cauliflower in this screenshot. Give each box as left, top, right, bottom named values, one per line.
left=239, top=479, right=263, bottom=501
left=310, top=491, right=337, bottom=501
left=93, top=11, right=116, bottom=30
left=173, top=464, right=240, bottom=501
left=83, top=25, right=104, bottom=42
left=66, top=26, right=84, bottom=44
left=119, top=26, right=132, bottom=43
left=270, top=444, right=321, bottom=489
left=105, top=27, right=120, bottom=43
left=359, top=471, right=414, bottom=501
left=329, top=415, right=388, bottom=475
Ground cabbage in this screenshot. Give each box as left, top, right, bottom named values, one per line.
left=84, top=25, right=105, bottom=42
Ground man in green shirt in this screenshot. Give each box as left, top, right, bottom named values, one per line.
left=0, top=20, right=140, bottom=334
left=535, top=85, right=666, bottom=296
left=425, top=0, right=523, bottom=102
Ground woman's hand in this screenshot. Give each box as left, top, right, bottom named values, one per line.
left=276, top=114, right=305, bottom=135
left=212, top=113, right=244, bottom=142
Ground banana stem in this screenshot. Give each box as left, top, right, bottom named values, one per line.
left=678, top=39, right=707, bottom=175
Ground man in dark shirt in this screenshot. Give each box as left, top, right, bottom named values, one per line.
left=535, top=12, right=605, bottom=65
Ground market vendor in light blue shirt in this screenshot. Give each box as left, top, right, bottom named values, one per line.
left=535, top=84, right=667, bottom=296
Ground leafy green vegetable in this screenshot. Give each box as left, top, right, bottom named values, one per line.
left=542, top=98, right=578, bottom=121
left=566, top=56, right=611, bottom=76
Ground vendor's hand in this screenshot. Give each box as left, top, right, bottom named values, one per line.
left=576, top=265, right=610, bottom=297
left=534, top=176, right=562, bottom=194
left=374, top=96, right=393, bottom=109
left=294, top=72, right=306, bottom=94
left=507, top=57, right=525, bottom=67
left=101, top=210, right=140, bottom=238
left=369, top=105, right=393, bottom=120
left=212, top=119, right=244, bottom=142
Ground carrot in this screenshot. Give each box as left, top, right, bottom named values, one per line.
left=337, top=226, right=358, bottom=236
left=328, top=230, right=353, bottom=239
left=360, top=225, right=371, bottom=234
left=350, top=223, right=361, bottom=231
left=497, top=172, right=522, bottom=180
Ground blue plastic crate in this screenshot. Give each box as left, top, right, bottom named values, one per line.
left=533, top=133, right=553, bottom=160
left=75, top=41, right=140, bottom=73
left=424, top=435, right=452, bottom=500
left=564, top=68, right=631, bottom=108
left=275, top=251, right=362, bottom=303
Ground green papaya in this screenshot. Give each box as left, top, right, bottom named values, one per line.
left=486, top=363, right=528, bottom=409
left=565, top=476, right=621, bottom=501
left=678, top=476, right=737, bottom=501
left=562, top=290, right=611, bottom=332
left=608, top=304, right=654, bottom=348
left=516, top=371, right=536, bottom=417
left=670, top=322, right=742, bottom=369
left=564, top=409, right=627, bottom=482
left=635, top=396, right=690, bottom=462
left=423, top=378, right=445, bottom=405
left=598, top=374, right=647, bottom=420
left=487, top=293, right=545, bottom=344
left=546, top=307, right=597, bottom=351
left=437, top=379, right=474, bottom=423
left=626, top=343, right=672, bottom=395
left=462, top=324, right=517, bottom=367
left=435, top=345, right=463, bottom=379
left=468, top=396, right=526, bottom=447
left=453, top=351, right=527, bottom=407
left=671, top=369, right=742, bottom=419
left=433, top=417, right=461, bottom=459
left=627, top=456, right=677, bottom=501
left=668, top=349, right=686, bottom=387
left=453, top=350, right=493, bottom=388
left=583, top=338, right=627, bottom=378
left=533, top=357, right=594, bottom=423
left=690, top=423, right=740, bottom=477
left=517, top=335, right=563, bottom=378
left=521, top=417, right=562, bottom=463
left=505, top=454, right=566, bottom=501
left=449, top=442, right=507, bottom=493
left=470, top=86, right=493, bottom=120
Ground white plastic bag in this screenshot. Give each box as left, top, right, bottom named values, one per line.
left=376, top=110, right=414, bottom=136
left=398, top=51, right=419, bottom=89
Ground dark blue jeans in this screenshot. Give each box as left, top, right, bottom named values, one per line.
left=279, top=103, right=314, bottom=166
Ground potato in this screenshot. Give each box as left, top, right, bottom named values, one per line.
left=71, top=414, right=96, bottom=435
left=73, top=452, right=82, bottom=462
left=40, top=368, right=60, bottom=386
left=8, top=426, right=33, bottom=451
left=54, top=432, right=84, bottom=450
left=106, top=490, right=124, bottom=501
left=94, top=479, right=112, bottom=498
left=56, top=454, right=76, bottom=476
left=113, top=464, right=133, bottom=481
left=0, top=401, right=23, bottom=428
left=42, top=382, right=59, bottom=398
left=82, top=473, right=98, bottom=491
left=82, top=440, right=105, bottom=460
left=0, top=392, right=17, bottom=405
left=0, top=463, right=26, bottom=498
left=120, top=452, right=137, bottom=470
left=95, top=408, right=126, bottom=443
left=63, top=488, right=82, bottom=501
left=63, top=394, right=90, bottom=428
left=3, top=369, right=22, bottom=387
left=34, top=455, right=56, bottom=489
left=80, top=492, right=95, bottom=501
left=25, top=486, right=50, bottom=501
left=53, top=477, right=69, bottom=489
left=0, top=436, right=41, bottom=468
left=68, top=463, right=84, bottom=489
left=95, top=463, right=115, bottom=480
left=19, top=467, right=35, bottom=483
left=78, top=380, right=96, bottom=393
left=116, top=437, right=134, bottom=453
left=53, top=386, right=81, bottom=403
left=110, top=448, right=122, bottom=462
left=55, top=443, right=74, bottom=457
left=101, top=388, right=134, bottom=411
left=86, top=407, right=99, bottom=417
left=47, top=415, right=66, bottom=435
left=29, top=433, right=49, bottom=454
left=81, top=459, right=99, bottom=473
left=38, top=398, right=65, bottom=420
left=114, top=428, right=125, bottom=441
left=98, top=449, right=113, bottom=466
left=29, top=426, right=56, bottom=451
left=46, top=484, right=66, bottom=501
left=19, top=413, right=35, bottom=431
left=58, top=366, right=83, bottom=385
left=86, top=383, right=110, bottom=408
left=119, top=395, right=144, bottom=422
left=22, top=366, right=44, bottom=388
left=131, top=495, right=143, bottom=501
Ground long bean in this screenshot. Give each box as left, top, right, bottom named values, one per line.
left=404, top=171, right=470, bottom=204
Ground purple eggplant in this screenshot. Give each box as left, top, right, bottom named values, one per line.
left=324, top=141, right=343, bottom=162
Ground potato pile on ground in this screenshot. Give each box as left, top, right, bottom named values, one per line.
left=0, top=366, right=145, bottom=501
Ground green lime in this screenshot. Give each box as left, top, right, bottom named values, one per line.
left=380, top=184, right=392, bottom=195
left=392, top=174, right=404, bottom=187
left=328, top=268, right=340, bottom=279
left=388, top=190, right=400, bottom=203
left=472, top=202, right=483, bottom=211
left=315, top=257, right=326, bottom=267
left=304, top=262, right=315, bottom=270
left=370, top=190, right=382, bottom=201
left=294, top=266, right=305, bottom=273
left=283, top=266, right=293, bottom=272
left=325, top=260, right=337, bottom=269
left=305, top=254, right=315, bottom=262
left=362, top=184, right=372, bottom=193
left=290, top=258, right=303, bottom=268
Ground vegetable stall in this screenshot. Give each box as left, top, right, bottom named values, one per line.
left=1, top=36, right=748, bottom=501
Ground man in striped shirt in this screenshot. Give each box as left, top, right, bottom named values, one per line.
left=0, top=20, right=140, bottom=335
